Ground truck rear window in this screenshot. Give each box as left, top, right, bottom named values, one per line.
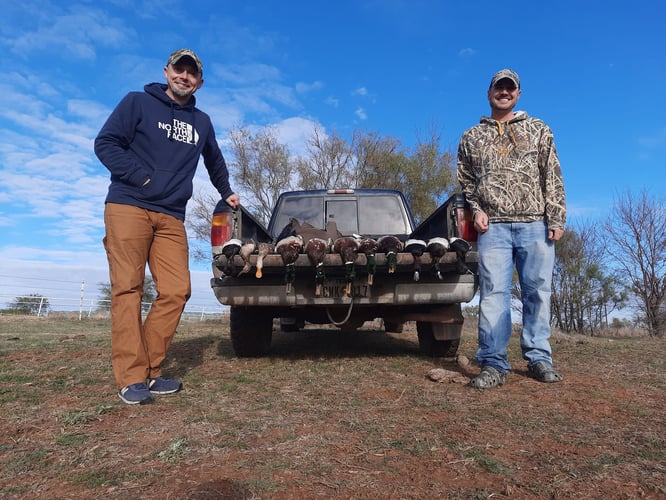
left=272, top=193, right=411, bottom=237
left=274, top=196, right=324, bottom=230
left=358, top=196, right=409, bottom=235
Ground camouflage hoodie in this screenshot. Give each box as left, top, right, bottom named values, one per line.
left=457, top=111, right=566, bottom=230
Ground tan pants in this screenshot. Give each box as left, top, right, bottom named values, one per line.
left=103, top=203, right=191, bottom=388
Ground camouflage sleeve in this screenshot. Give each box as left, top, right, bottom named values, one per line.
left=538, top=126, right=566, bottom=230
left=456, top=134, right=482, bottom=215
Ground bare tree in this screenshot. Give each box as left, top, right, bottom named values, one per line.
left=187, top=189, right=220, bottom=262
left=185, top=123, right=459, bottom=252
left=97, top=276, right=156, bottom=313
left=187, top=126, right=293, bottom=261
left=353, top=130, right=405, bottom=189
left=295, top=124, right=458, bottom=222
left=296, top=125, right=355, bottom=189
left=551, top=222, right=627, bottom=334
left=404, top=124, right=457, bottom=221
left=462, top=304, right=479, bottom=319
left=352, top=125, right=457, bottom=221
left=604, top=190, right=666, bottom=337
left=7, top=294, right=50, bottom=315
left=229, top=126, right=294, bottom=224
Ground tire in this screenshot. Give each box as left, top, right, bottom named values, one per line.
left=229, top=307, right=273, bottom=357
left=416, top=321, right=460, bottom=357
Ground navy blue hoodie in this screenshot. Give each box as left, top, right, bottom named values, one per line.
left=94, top=82, right=234, bottom=221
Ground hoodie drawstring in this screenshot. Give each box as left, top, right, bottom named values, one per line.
left=496, top=121, right=517, bottom=146
left=169, top=102, right=175, bottom=141
left=506, top=121, right=517, bottom=146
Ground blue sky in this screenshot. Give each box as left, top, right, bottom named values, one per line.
left=1, top=0, right=664, bottom=311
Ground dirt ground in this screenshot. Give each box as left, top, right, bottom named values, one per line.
left=0, top=317, right=664, bottom=499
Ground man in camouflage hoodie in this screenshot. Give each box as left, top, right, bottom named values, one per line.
left=457, top=69, right=566, bottom=389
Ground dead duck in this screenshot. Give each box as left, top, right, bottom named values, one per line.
left=254, top=242, right=274, bottom=279
left=449, top=237, right=472, bottom=274
left=333, top=236, right=360, bottom=297
left=377, top=235, right=404, bottom=274
left=426, top=237, right=450, bottom=280
left=237, top=239, right=257, bottom=276
left=221, top=238, right=242, bottom=276
left=357, top=236, right=379, bottom=285
left=404, top=238, right=427, bottom=281
left=275, top=234, right=304, bottom=293
left=305, top=237, right=331, bottom=296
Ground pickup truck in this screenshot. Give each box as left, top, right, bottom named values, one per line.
left=210, top=188, right=478, bottom=357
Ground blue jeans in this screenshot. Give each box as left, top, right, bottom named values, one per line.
left=476, top=220, right=555, bottom=372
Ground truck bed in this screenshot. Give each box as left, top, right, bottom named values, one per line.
left=212, top=250, right=478, bottom=306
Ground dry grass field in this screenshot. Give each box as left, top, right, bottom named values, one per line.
left=0, top=315, right=664, bottom=499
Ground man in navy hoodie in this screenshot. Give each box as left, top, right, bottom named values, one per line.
left=95, top=49, right=240, bottom=405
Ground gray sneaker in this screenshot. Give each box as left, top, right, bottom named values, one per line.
left=528, top=361, right=563, bottom=383
left=468, top=366, right=508, bottom=389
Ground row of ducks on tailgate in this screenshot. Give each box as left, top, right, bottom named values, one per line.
left=220, top=234, right=472, bottom=296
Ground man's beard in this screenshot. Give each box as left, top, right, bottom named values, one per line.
left=170, top=84, right=193, bottom=98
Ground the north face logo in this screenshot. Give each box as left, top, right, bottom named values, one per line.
left=158, top=119, right=199, bottom=145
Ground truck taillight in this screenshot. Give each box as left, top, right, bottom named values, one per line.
left=211, top=212, right=234, bottom=246
left=327, top=189, right=355, bottom=194
left=455, top=207, right=478, bottom=242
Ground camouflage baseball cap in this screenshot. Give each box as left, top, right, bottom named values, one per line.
left=167, top=49, right=203, bottom=76
left=489, top=69, right=520, bottom=89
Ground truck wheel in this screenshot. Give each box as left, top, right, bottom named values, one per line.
left=229, top=307, right=273, bottom=357
left=416, top=321, right=460, bottom=357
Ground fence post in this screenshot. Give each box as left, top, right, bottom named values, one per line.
left=79, top=280, right=85, bottom=321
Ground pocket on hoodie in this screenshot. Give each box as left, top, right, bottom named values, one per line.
left=140, top=168, right=192, bottom=206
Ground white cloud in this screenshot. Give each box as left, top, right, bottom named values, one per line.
left=7, top=5, right=135, bottom=60
left=215, top=63, right=282, bottom=85
left=295, top=81, right=324, bottom=93
left=324, top=96, right=340, bottom=108
left=638, top=127, right=666, bottom=149
left=273, top=116, right=321, bottom=157
left=0, top=245, right=106, bottom=269
left=198, top=62, right=303, bottom=124
left=352, top=87, right=368, bottom=96
left=355, top=107, right=368, bottom=120
left=67, top=99, right=110, bottom=123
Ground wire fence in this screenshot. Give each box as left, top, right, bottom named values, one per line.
left=0, top=294, right=228, bottom=321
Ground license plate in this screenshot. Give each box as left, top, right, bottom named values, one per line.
left=321, top=279, right=371, bottom=298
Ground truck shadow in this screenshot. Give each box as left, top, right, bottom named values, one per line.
left=167, top=327, right=451, bottom=376
left=164, top=334, right=218, bottom=379
left=220, top=328, right=424, bottom=360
